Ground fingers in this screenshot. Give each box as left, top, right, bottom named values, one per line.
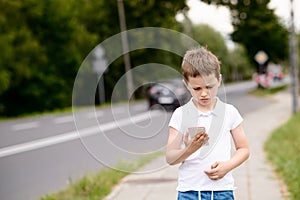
left=195, top=131, right=206, bottom=138
left=194, top=132, right=208, bottom=140
left=204, top=162, right=227, bottom=180
left=185, top=131, right=209, bottom=150
left=211, top=162, right=219, bottom=169
left=204, top=168, right=220, bottom=180
left=194, top=132, right=209, bottom=146
left=204, top=168, right=217, bottom=175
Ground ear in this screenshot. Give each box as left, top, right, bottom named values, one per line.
left=218, top=74, right=222, bottom=87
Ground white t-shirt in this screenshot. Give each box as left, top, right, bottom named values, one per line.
left=169, top=97, right=243, bottom=191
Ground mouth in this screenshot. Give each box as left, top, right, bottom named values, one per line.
left=200, top=98, right=209, bottom=102
left=193, top=97, right=210, bottom=104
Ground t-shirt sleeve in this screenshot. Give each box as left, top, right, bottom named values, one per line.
left=168, top=107, right=184, bottom=134
left=228, top=104, right=243, bottom=130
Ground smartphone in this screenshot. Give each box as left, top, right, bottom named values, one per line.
left=188, top=127, right=206, bottom=138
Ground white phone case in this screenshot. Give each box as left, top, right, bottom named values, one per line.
left=188, top=127, right=205, bottom=138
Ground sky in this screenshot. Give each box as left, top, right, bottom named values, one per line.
left=180, top=0, right=300, bottom=37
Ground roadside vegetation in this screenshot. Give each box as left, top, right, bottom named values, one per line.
left=40, top=152, right=162, bottom=200
left=248, top=84, right=289, bottom=96
left=1, top=0, right=295, bottom=117
left=264, top=112, right=300, bottom=200
left=250, top=85, right=300, bottom=199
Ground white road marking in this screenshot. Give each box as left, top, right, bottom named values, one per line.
left=53, top=116, right=74, bottom=124
left=0, top=111, right=161, bottom=158
left=11, top=122, right=39, bottom=131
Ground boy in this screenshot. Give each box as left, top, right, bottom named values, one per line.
left=166, top=47, right=249, bottom=200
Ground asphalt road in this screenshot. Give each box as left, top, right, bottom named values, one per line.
left=0, top=81, right=271, bottom=200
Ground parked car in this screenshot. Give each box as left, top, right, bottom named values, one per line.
left=146, top=79, right=191, bottom=111
left=267, top=62, right=284, bottom=81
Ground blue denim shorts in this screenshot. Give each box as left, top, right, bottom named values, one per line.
left=178, top=190, right=234, bottom=200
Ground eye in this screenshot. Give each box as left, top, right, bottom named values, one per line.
left=193, top=87, right=201, bottom=91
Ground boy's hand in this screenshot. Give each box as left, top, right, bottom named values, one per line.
left=184, top=131, right=209, bottom=154
left=204, top=161, right=230, bottom=180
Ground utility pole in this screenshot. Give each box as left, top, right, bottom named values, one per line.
left=289, top=0, right=299, bottom=113
left=117, top=0, right=135, bottom=100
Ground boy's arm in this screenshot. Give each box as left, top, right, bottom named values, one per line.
left=204, top=124, right=249, bottom=180
left=229, top=123, right=250, bottom=169
left=166, top=127, right=208, bottom=165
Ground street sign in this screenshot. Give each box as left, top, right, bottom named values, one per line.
left=92, top=46, right=108, bottom=74
left=254, top=50, right=268, bottom=65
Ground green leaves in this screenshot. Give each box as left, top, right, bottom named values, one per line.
left=0, top=0, right=188, bottom=116
left=202, top=0, right=289, bottom=65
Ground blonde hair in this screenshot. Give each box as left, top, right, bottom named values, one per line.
left=182, top=46, right=221, bottom=81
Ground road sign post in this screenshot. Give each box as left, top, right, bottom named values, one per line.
left=92, top=46, right=108, bottom=105
left=254, top=50, right=269, bottom=88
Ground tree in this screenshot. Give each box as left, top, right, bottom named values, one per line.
left=201, top=0, right=289, bottom=69
left=78, top=0, right=188, bottom=102
left=0, top=0, right=97, bottom=116
left=0, top=0, right=48, bottom=115
left=228, top=44, right=253, bottom=81
left=190, top=24, right=252, bottom=81
left=191, top=24, right=230, bottom=78
left=0, top=0, right=189, bottom=116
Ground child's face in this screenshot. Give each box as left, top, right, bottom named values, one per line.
left=185, top=74, right=221, bottom=107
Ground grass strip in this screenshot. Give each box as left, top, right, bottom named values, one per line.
left=41, top=152, right=163, bottom=200
left=249, top=84, right=289, bottom=96
left=264, top=112, right=300, bottom=200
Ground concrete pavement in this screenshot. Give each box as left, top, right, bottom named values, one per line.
left=104, top=90, right=292, bottom=200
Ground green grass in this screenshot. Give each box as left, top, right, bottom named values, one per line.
left=249, top=84, right=289, bottom=96
left=0, top=106, right=75, bottom=121
left=264, top=112, right=300, bottom=200
left=40, top=152, right=163, bottom=200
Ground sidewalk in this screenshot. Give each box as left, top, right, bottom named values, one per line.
left=105, top=91, right=291, bottom=200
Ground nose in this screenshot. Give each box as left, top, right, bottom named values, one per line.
left=200, top=89, right=209, bottom=97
